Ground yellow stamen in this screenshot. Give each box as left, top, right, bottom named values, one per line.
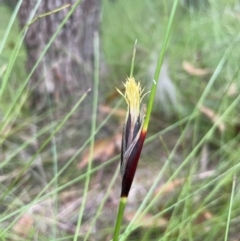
left=116, top=77, right=143, bottom=119
left=125, top=77, right=141, bottom=116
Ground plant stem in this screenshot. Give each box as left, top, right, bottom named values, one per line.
left=74, top=31, right=99, bottom=241
left=224, top=175, right=236, bottom=241
left=113, top=197, right=127, bottom=241
left=130, top=39, right=137, bottom=77
left=143, top=0, right=179, bottom=132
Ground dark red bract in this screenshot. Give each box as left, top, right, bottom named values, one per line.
left=121, top=130, right=146, bottom=197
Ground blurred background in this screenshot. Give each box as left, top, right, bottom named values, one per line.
left=0, top=0, right=240, bottom=240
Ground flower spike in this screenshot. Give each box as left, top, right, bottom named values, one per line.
left=117, top=77, right=147, bottom=197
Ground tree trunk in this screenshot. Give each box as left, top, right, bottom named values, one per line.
left=18, top=0, right=101, bottom=108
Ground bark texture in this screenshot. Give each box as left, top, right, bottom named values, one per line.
left=18, top=0, right=101, bottom=107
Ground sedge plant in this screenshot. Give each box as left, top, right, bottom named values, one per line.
left=113, top=0, right=179, bottom=240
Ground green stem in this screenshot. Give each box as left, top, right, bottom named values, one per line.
left=143, top=0, right=179, bottom=132
left=113, top=197, right=127, bottom=241
left=130, top=39, right=137, bottom=77
left=73, top=32, right=99, bottom=241
left=224, top=175, right=236, bottom=241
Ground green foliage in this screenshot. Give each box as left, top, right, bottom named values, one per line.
left=0, top=0, right=240, bottom=240
left=0, top=4, right=27, bottom=116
